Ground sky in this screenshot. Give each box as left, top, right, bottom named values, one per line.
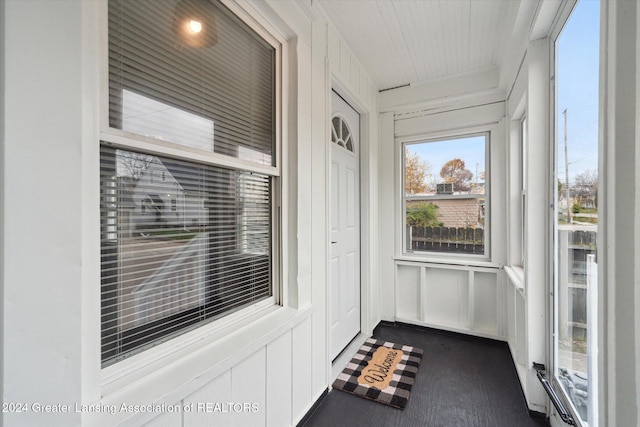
left=407, top=0, right=600, bottom=188
left=406, top=135, right=486, bottom=187
left=556, top=0, right=600, bottom=185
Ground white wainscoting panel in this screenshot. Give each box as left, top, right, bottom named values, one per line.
left=184, top=370, right=233, bottom=427
left=292, top=317, right=313, bottom=424
left=394, top=261, right=504, bottom=341
left=504, top=271, right=528, bottom=394
left=266, top=331, right=293, bottom=427
left=395, top=265, right=421, bottom=320
left=474, top=272, right=499, bottom=335
left=506, top=280, right=516, bottom=351
left=151, top=322, right=314, bottom=427
left=232, top=348, right=267, bottom=426
left=142, top=410, right=182, bottom=427
left=423, top=268, right=469, bottom=329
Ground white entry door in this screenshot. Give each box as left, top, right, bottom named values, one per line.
left=330, top=91, right=360, bottom=360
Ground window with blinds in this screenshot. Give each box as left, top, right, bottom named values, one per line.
left=102, top=0, right=278, bottom=367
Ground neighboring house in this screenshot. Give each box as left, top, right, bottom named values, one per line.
left=406, top=196, right=484, bottom=229
left=573, top=191, right=597, bottom=209
left=558, top=194, right=575, bottom=211
left=125, top=157, right=208, bottom=231
left=431, top=197, right=484, bottom=228
left=407, top=184, right=486, bottom=229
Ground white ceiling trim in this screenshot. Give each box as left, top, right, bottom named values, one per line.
left=379, top=66, right=502, bottom=113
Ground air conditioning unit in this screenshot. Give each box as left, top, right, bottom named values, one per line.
left=437, top=183, right=453, bottom=194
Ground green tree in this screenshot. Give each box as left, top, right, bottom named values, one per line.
left=406, top=202, right=442, bottom=227
left=572, top=202, right=581, bottom=214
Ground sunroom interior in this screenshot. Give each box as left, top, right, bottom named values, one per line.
left=1, top=0, right=639, bottom=426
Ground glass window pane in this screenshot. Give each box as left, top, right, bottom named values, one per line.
left=521, top=117, right=527, bottom=267
left=100, top=146, right=272, bottom=366
left=108, top=0, right=275, bottom=166
left=404, top=135, right=487, bottom=255
left=554, top=1, right=600, bottom=423
left=103, top=0, right=278, bottom=368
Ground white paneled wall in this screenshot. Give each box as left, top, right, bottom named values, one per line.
left=395, top=262, right=505, bottom=340
left=291, top=317, right=313, bottom=420
left=139, top=317, right=312, bottom=427
left=505, top=273, right=527, bottom=391
left=266, top=332, right=293, bottom=427
left=421, top=268, right=469, bottom=329
left=132, top=2, right=382, bottom=427
left=378, top=83, right=509, bottom=358
left=143, top=410, right=182, bottom=427
left=327, top=21, right=375, bottom=108
left=475, top=272, right=498, bottom=333
left=0, top=0, right=380, bottom=426
left=325, top=11, right=382, bottom=339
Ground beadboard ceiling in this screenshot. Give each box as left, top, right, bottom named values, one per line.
left=316, top=0, right=522, bottom=91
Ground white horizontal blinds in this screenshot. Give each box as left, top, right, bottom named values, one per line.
left=100, top=146, right=272, bottom=366
left=108, top=0, right=275, bottom=165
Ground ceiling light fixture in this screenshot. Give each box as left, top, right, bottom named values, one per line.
left=188, top=19, right=203, bottom=34
left=172, top=0, right=218, bottom=48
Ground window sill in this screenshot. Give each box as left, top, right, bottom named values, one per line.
left=102, top=297, right=275, bottom=388
left=96, top=305, right=312, bottom=425
left=395, top=255, right=501, bottom=271
left=504, top=265, right=525, bottom=293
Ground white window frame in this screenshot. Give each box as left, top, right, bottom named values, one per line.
left=549, top=1, right=599, bottom=425
left=98, top=0, right=285, bottom=382
left=505, top=109, right=527, bottom=292
left=520, top=116, right=527, bottom=268
left=507, top=112, right=527, bottom=270
left=398, top=130, right=491, bottom=262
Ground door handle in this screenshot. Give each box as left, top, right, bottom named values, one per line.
left=331, top=241, right=338, bottom=244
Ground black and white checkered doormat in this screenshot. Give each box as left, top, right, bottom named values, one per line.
left=331, top=338, right=423, bottom=409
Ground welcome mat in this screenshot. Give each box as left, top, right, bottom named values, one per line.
left=332, top=338, right=423, bottom=409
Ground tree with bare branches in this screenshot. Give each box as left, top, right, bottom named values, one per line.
left=405, top=148, right=432, bottom=195
left=440, top=158, right=473, bottom=192
left=117, top=150, right=154, bottom=180
left=573, top=169, right=598, bottom=208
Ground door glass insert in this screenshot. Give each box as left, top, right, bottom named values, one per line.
left=331, top=115, right=354, bottom=152
left=554, top=1, right=600, bottom=424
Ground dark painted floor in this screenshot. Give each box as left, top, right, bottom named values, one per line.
left=301, top=322, right=550, bottom=427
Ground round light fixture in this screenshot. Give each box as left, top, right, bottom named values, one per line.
left=188, top=19, right=203, bottom=34
left=172, top=0, right=218, bottom=48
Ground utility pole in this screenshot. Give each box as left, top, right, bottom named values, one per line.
left=475, top=163, right=479, bottom=186
left=563, top=109, right=571, bottom=223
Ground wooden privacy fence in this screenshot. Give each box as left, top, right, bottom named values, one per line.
left=569, top=229, right=596, bottom=249
left=407, top=226, right=484, bottom=254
